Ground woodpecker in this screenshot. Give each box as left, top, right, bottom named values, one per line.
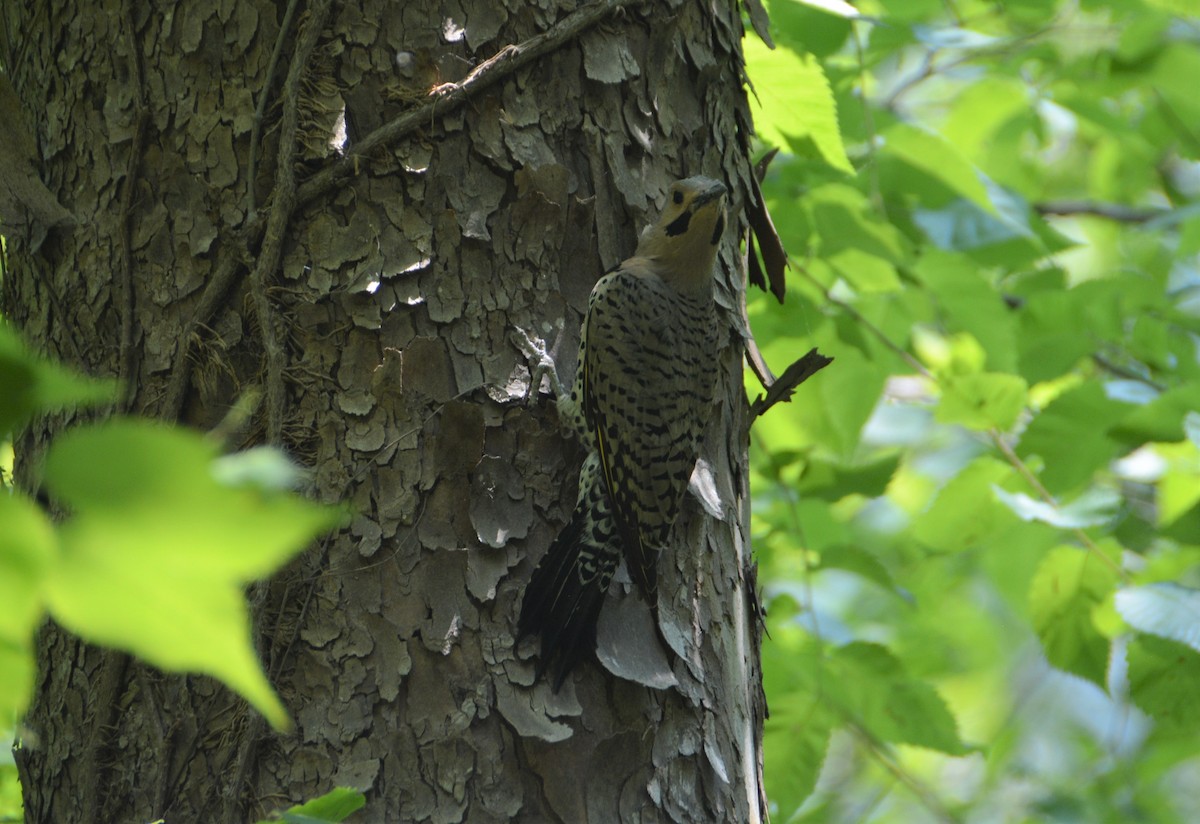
left=518, top=176, right=727, bottom=690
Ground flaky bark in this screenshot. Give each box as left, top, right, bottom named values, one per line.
left=4, top=1, right=765, bottom=821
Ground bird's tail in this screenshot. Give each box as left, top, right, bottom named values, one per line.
left=518, top=466, right=619, bottom=690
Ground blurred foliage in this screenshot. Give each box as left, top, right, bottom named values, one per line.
left=744, top=0, right=1200, bottom=821
left=0, top=323, right=341, bottom=735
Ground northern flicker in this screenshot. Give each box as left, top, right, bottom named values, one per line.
left=518, top=175, right=727, bottom=689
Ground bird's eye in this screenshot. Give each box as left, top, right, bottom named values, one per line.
left=672, top=190, right=684, bottom=205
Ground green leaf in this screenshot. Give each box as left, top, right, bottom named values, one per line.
left=1110, top=383, right=1200, bottom=445
left=880, top=122, right=994, bottom=213
left=1126, top=635, right=1200, bottom=737
left=0, top=493, right=56, bottom=723
left=912, top=457, right=1014, bottom=553
left=794, top=452, right=900, bottom=501
left=763, top=635, right=836, bottom=818
left=255, top=787, right=366, bottom=824
left=829, top=642, right=968, bottom=754
left=1116, top=583, right=1200, bottom=654
left=42, top=421, right=343, bottom=729
left=819, top=544, right=899, bottom=594
left=941, top=76, right=1031, bottom=163
left=912, top=249, right=1017, bottom=373
left=808, top=183, right=909, bottom=264
left=0, top=324, right=116, bottom=438
left=993, top=486, right=1120, bottom=529
left=744, top=35, right=852, bottom=172
left=937, top=372, right=1028, bottom=431
left=1156, top=440, right=1200, bottom=527
left=1028, top=545, right=1121, bottom=687
left=1018, top=382, right=1133, bottom=495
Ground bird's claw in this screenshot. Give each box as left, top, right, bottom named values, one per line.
left=511, top=325, right=566, bottom=403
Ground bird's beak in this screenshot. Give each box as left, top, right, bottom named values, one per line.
left=693, top=180, right=727, bottom=208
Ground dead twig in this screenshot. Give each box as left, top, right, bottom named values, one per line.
left=749, top=348, right=833, bottom=420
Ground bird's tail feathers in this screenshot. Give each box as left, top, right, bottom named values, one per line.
left=517, top=508, right=615, bottom=691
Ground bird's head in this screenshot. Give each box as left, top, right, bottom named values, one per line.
left=635, top=176, right=727, bottom=293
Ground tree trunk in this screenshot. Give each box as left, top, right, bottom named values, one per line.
left=4, top=1, right=765, bottom=821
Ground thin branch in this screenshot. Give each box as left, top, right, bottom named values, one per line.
left=246, top=0, right=301, bottom=221
left=1091, top=353, right=1166, bottom=391
left=117, top=0, right=148, bottom=412
left=162, top=243, right=255, bottom=420
left=846, top=723, right=963, bottom=824
left=749, top=348, right=833, bottom=420
left=1035, top=200, right=1164, bottom=224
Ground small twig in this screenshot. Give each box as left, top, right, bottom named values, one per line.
left=749, top=348, right=833, bottom=420
left=1035, top=200, right=1164, bottom=224
left=1091, top=353, right=1166, bottom=391
left=247, top=0, right=301, bottom=221
left=117, top=0, right=148, bottom=412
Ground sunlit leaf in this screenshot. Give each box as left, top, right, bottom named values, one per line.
left=913, top=458, right=1013, bottom=553
left=42, top=421, right=343, bottom=729
left=937, top=372, right=1028, bottom=431
left=829, top=642, right=968, bottom=754
left=1117, top=583, right=1200, bottom=654
left=993, top=486, right=1120, bottom=529
left=744, top=35, right=852, bottom=172
left=880, top=123, right=994, bottom=213
left=0, top=494, right=56, bottom=723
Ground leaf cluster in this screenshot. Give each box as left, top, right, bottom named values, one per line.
left=745, top=0, right=1200, bottom=820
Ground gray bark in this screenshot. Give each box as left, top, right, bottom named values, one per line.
left=3, top=1, right=765, bottom=821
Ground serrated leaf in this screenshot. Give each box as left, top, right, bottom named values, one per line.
left=1116, top=583, right=1200, bottom=654
left=744, top=35, right=852, bottom=172
left=42, top=421, right=343, bottom=729
left=1028, top=545, right=1120, bottom=686
left=830, top=642, right=968, bottom=754
left=763, top=635, right=836, bottom=817
left=1126, top=636, right=1200, bottom=736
